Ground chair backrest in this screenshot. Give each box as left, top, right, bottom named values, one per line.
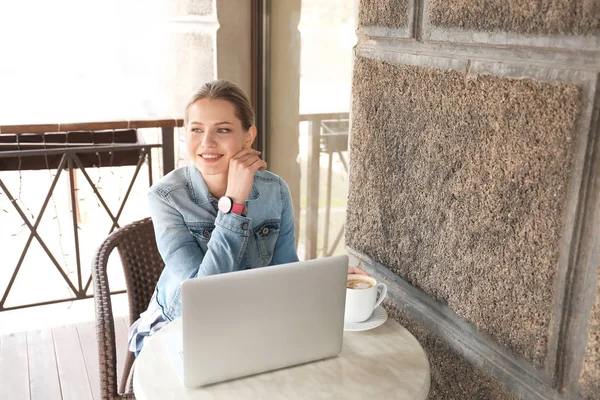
left=92, top=217, right=164, bottom=399
left=115, top=218, right=165, bottom=322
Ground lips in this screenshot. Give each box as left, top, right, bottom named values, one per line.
left=199, top=153, right=223, bottom=160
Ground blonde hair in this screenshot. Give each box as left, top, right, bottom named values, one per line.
left=184, top=80, right=255, bottom=131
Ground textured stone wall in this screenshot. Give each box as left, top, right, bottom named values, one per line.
left=580, top=273, right=600, bottom=399
left=358, top=0, right=408, bottom=28
left=383, top=301, right=520, bottom=400
left=351, top=0, right=599, bottom=398
left=428, top=0, right=600, bottom=35
left=347, top=56, right=581, bottom=368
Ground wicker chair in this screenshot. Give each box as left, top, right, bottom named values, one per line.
left=92, top=217, right=164, bottom=399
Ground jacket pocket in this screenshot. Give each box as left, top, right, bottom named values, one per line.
left=188, top=222, right=215, bottom=250
left=253, top=219, right=281, bottom=263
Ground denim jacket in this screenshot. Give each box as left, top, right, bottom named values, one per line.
left=148, top=164, right=299, bottom=321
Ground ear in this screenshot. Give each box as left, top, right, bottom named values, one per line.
left=243, top=126, right=257, bottom=149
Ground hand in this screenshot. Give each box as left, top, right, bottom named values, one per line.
left=225, top=149, right=267, bottom=204
left=348, top=265, right=369, bottom=276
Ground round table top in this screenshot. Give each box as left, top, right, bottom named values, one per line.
left=134, top=317, right=430, bottom=400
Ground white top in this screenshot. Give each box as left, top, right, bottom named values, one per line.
left=133, top=318, right=431, bottom=400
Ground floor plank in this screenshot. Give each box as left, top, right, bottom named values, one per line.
left=1, top=318, right=131, bottom=400
left=77, top=321, right=101, bottom=400
left=114, top=316, right=130, bottom=389
left=53, top=324, right=93, bottom=400
left=0, top=331, right=30, bottom=400
left=27, top=328, right=62, bottom=400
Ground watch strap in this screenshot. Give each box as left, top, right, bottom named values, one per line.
left=231, top=203, right=245, bottom=215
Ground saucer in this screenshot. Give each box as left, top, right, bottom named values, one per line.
left=344, top=305, right=388, bottom=332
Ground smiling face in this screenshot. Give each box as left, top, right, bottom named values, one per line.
left=186, top=98, right=256, bottom=177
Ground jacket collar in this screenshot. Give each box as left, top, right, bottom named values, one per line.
left=187, top=164, right=260, bottom=204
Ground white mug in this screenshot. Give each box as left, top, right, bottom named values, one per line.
left=344, top=274, right=387, bottom=323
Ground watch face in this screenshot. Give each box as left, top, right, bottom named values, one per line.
left=218, top=196, right=233, bottom=213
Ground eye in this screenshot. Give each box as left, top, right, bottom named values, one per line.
left=191, top=127, right=204, bottom=133
left=217, top=128, right=230, bottom=133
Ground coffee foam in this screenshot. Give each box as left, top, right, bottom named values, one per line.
left=347, top=278, right=374, bottom=290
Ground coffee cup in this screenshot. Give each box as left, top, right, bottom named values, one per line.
left=344, top=274, right=387, bottom=323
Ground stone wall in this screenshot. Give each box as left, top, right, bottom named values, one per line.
left=384, top=301, right=520, bottom=400
left=428, top=0, right=599, bottom=35
left=580, top=271, right=600, bottom=399
left=359, top=0, right=408, bottom=28
left=348, top=1, right=600, bottom=399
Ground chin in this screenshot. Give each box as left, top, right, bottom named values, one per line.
left=195, top=163, right=225, bottom=176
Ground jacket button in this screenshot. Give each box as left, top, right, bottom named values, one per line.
left=262, top=227, right=269, bottom=235
left=203, top=230, right=211, bottom=238
left=241, top=222, right=248, bottom=230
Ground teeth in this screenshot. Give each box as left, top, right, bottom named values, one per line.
left=202, top=154, right=220, bottom=159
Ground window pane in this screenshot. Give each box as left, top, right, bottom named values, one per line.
left=0, top=0, right=214, bottom=125
left=297, top=0, right=356, bottom=259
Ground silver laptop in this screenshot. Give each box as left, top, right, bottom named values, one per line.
left=168, top=254, right=348, bottom=387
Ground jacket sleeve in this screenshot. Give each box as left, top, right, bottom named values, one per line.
left=148, top=189, right=251, bottom=318
left=270, top=179, right=299, bottom=266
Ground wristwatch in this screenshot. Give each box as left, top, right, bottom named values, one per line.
left=218, top=196, right=245, bottom=215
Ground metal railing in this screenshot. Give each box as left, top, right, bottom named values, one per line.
left=0, top=114, right=349, bottom=309
left=300, top=112, right=350, bottom=260
left=0, top=119, right=183, bottom=311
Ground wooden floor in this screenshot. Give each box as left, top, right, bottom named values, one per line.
left=0, top=316, right=130, bottom=400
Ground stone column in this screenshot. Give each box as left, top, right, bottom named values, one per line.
left=267, top=0, right=302, bottom=244
left=146, top=0, right=251, bottom=167
left=215, top=0, right=252, bottom=96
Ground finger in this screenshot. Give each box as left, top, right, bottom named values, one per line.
left=233, top=153, right=258, bottom=164
left=232, top=149, right=261, bottom=160
left=248, top=158, right=267, bottom=171
left=242, top=155, right=264, bottom=168
left=348, top=266, right=370, bottom=276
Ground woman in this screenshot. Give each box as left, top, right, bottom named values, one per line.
left=128, top=80, right=366, bottom=356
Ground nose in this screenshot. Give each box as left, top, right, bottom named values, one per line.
left=201, top=130, right=217, bottom=148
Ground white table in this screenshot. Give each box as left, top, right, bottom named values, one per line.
left=133, top=318, right=430, bottom=399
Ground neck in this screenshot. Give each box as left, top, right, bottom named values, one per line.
left=203, top=173, right=228, bottom=199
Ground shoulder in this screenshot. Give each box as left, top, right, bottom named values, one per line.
left=254, top=170, right=291, bottom=195
left=254, top=170, right=288, bottom=188
left=148, top=166, right=189, bottom=198
left=254, top=170, right=292, bottom=208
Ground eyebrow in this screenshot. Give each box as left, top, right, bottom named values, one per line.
left=189, top=121, right=234, bottom=126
